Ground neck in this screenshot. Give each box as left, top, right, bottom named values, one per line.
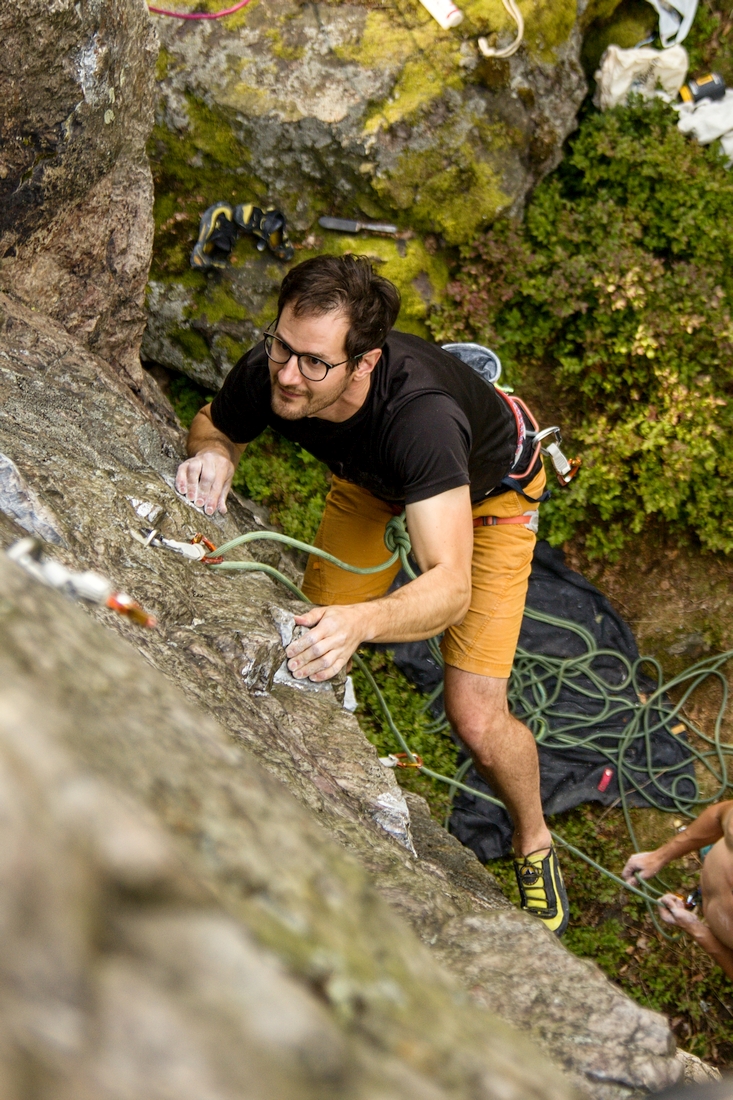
left=310, top=371, right=372, bottom=422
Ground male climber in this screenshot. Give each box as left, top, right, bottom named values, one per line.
left=623, top=802, right=733, bottom=978
left=175, top=254, right=569, bottom=935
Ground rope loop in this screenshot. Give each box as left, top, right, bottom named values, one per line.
left=384, top=513, right=412, bottom=557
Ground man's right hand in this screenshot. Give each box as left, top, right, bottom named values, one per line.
left=621, top=850, right=666, bottom=883
left=175, top=450, right=235, bottom=515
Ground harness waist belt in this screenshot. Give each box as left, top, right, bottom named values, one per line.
left=473, top=511, right=539, bottom=533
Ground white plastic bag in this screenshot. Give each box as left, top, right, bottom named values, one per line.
left=595, top=44, right=688, bottom=110
left=644, top=0, right=698, bottom=48
left=676, top=88, right=733, bottom=165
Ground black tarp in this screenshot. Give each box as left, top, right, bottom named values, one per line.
left=383, top=541, right=695, bottom=861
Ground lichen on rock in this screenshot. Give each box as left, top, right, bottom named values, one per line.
left=143, top=0, right=588, bottom=387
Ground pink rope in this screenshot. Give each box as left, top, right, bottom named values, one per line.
left=148, top=0, right=251, bottom=19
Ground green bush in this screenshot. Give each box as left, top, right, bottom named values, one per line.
left=430, top=100, right=733, bottom=558
left=231, top=428, right=330, bottom=543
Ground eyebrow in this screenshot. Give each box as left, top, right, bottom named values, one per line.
left=272, top=327, right=338, bottom=363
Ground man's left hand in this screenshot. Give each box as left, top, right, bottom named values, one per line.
left=658, top=893, right=700, bottom=932
left=287, top=605, right=364, bottom=681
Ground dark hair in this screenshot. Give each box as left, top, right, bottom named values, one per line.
left=277, top=254, right=401, bottom=361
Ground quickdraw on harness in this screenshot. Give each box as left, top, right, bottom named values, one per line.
left=441, top=343, right=581, bottom=534
left=190, top=201, right=295, bottom=270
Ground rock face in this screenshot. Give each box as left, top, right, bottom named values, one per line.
left=0, top=0, right=701, bottom=1093
left=0, top=0, right=158, bottom=393
left=142, top=0, right=589, bottom=388
left=0, top=297, right=677, bottom=1095
left=0, top=290, right=686, bottom=1097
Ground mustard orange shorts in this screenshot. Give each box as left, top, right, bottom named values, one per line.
left=301, top=465, right=546, bottom=679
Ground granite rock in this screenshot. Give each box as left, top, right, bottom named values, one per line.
left=143, top=0, right=589, bottom=387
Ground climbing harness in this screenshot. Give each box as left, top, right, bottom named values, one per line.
left=190, top=202, right=294, bottom=271
left=442, top=342, right=581, bottom=503
left=474, top=512, right=539, bottom=533
left=478, top=0, right=524, bottom=59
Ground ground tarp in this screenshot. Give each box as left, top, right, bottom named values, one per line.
left=385, top=542, right=696, bottom=861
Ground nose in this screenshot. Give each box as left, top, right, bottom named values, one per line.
left=277, top=352, right=301, bottom=386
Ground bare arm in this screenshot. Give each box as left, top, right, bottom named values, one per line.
left=622, top=801, right=733, bottom=882
left=657, top=893, right=733, bottom=980
left=286, top=485, right=473, bottom=681
left=175, top=404, right=245, bottom=515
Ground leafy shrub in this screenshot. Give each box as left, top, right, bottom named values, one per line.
left=231, top=428, right=330, bottom=543
left=430, top=99, right=733, bottom=558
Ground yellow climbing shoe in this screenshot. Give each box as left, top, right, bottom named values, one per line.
left=513, top=846, right=569, bottom=937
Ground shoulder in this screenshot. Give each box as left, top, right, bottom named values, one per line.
left=383, top=330, right=456, bottom=367
left=722, top=802, right=733, bottom=849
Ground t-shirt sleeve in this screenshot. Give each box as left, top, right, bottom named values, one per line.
left=384, top=394, right=472, bottom=505
left=209, top=344, right=271, bottom=444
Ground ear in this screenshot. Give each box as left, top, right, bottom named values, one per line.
left=351, top=347, right=382, bottom=380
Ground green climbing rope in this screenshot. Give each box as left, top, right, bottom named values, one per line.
left=209, top=517, right=733, bottom=935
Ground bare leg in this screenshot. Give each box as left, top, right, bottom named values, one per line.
left=443, top=664, right=551, bottom=857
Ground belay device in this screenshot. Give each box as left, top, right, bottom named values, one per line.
left=442, top=342, right=581, bottom=491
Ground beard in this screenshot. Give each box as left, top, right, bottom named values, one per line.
left=270, top=371, right=351, bottom=420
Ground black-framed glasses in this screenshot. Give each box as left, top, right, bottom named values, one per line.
left=263, top=327, right=360, bottom=382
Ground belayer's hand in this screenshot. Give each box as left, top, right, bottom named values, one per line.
left=658, top=893, right=700, bottom=932
left=621, top=850, right=665, bottom=883
left=287, top=605, right=363, bottom=682
left=175, top=451, right=234, bottom=516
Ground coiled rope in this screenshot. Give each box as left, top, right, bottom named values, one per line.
left=210, top=516, right=733, bottom=935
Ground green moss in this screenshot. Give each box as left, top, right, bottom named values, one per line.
left=366, top=56, right=463, bottom=132
left=148, top=92, right=266, bottom=279
left=460, top=0, right=577, bottom=62
left=192, top=279, right=249, bottom=325
left=333, top=10, right=416, bottom=70
left=525, top=0, right=577, bottom=59
left=152, top=0, right=257, bottom=29
left=155, top=47, right=173, bottom=82
left=264, top=28, right=305, bottom=62
left=372, top=127, right=510, bottom=245
left=169, top=325, right=210, bottom=362
left=580, top=0, right=624, bottom=28
left=582, top=0, right=658, bottom=75
left=301, top=234, right=450, bottom=338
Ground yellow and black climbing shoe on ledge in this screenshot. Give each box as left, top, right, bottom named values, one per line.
left=190, top=203, right=238, bottom=270
left=234, top=203, right=294, bottom=262
left=513, top=846, right=569, bottom=937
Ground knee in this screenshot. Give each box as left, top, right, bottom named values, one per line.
left=448, top=706, right=510, bottom=764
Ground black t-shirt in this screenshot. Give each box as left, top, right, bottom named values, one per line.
left=210, top=330, right=517, bottom=506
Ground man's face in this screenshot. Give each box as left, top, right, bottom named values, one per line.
left=268, top=304, right=354, bottom=420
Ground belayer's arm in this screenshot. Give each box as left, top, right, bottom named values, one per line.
left=658, top=893, right=733, bottom=980
left=175, top=404, right=246, bottom=516
left=286, top=484, right=473, bottom=682
left=622, top=801, right=733, bottom=883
